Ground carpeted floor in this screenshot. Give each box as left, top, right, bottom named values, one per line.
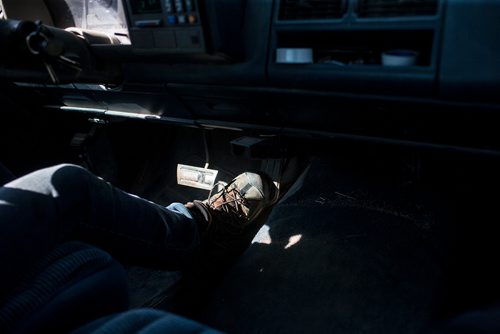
left=196, top=156, right=448, bottom=334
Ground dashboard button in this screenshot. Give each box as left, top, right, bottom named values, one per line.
left=165, top=0, right=174, bottom=13
left=175, top=0, right=184, bottom=12
left=167, top=15, right=178, bottom=25
left=188, top=14, right=197, bottom=24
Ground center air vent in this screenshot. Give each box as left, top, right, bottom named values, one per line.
left=279, top=0, right=346, bottom=20
left=358, top=0, right=438, bottom=18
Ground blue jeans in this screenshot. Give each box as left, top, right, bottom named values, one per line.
left=73, top=308, right=222, bottom=334
left=0, top=164, right=201, bottom=303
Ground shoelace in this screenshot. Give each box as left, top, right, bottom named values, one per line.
left=208, top=181, right=246, bottom=218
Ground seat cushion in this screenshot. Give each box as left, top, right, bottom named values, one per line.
left=0, top=242, right=129, bottom=334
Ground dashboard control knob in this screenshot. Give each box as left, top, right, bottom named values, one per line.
left=188, top=14, right=197, bottom=24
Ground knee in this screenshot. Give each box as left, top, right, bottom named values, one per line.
left=4, top=164, right=92, bottom=194
left=50, top=164, right=88, bottom=177
left=48, top=164, right=93, bottom=194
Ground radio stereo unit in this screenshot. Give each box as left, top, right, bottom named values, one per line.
left=124, top=0, right=206, bottom=53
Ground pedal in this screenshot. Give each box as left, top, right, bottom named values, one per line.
left=230, top=136, right=288, bottom=160
left=177, top=164, right=219, bottom=190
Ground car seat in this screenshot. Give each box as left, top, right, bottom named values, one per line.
left=0, top=241, right=128, bottom=334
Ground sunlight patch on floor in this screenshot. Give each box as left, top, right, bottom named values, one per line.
left=252, top=224, right=272, bottom=245
left=284, top=234, right=302, bottom=249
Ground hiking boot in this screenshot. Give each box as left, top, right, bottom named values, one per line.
left=179, top=171, right=279, bottom=310
left=206, top=171, right=279, bottom=223
left=186, top=171, right=278, bottom=250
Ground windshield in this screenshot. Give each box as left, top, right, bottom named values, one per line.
left=53, top=0, right=129, bottom=43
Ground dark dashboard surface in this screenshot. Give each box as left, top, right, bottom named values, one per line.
left=1, top=0, right=500, bottom=154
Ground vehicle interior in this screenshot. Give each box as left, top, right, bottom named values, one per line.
left=1, top=0, right=500, bottom=333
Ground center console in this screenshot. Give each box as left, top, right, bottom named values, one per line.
left=124, top=0, right=207, bottom=53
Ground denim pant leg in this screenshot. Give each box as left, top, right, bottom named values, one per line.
left=72, top=308, right=224, bottom=334
left=0, top=164, right=200, bottom=301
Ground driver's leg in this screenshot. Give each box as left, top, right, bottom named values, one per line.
left=0, top=164, right=200, bottom=301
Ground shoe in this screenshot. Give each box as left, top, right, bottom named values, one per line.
left=179, top=172, right=278, bottom=308
left=206, top=171, right=279, bottom=224
left=186, top=171, right=278, bottom=251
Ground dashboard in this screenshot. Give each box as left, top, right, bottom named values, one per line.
left=1, top=0, right=500, bottom=155
left=127, top=0, right=207, bottom=53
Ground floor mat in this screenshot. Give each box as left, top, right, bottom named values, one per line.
left=126, top=266, right=182, bottom=309
left=196, top=157, right=447, bottom=334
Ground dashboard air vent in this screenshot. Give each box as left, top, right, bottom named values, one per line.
left=279, top=0, right=346, bottom=20
left=358, top=0, right=438, bottom=18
